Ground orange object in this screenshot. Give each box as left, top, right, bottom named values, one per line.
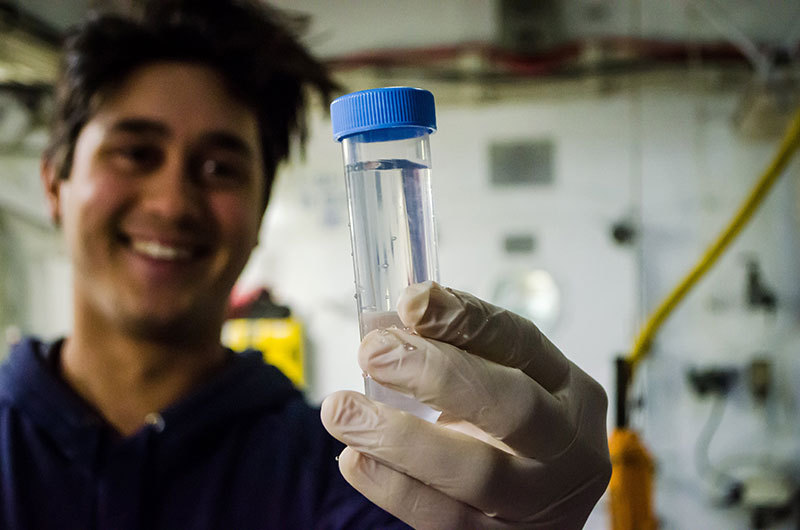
left=608, top=428, right=658, bottom=530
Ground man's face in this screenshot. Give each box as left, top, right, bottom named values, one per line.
left=44, top=62, right=266, bottom=342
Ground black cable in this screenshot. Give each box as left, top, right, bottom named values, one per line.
left=616, top=357, right=631, bottom=428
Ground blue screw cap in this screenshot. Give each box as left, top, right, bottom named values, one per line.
left=331, top=87, right=436, bottom=142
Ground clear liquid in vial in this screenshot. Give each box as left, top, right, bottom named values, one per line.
left=345, top=159, right=438, bottom=317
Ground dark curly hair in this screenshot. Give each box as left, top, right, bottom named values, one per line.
left=43, top=0, right=338, bottom=206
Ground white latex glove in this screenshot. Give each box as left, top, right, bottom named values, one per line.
left=321, top=281, right=611, bottom=530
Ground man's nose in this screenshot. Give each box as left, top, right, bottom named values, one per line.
left=140, top=157, right=203, bottom=224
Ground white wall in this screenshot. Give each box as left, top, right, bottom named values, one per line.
left=634, top=87, right=800, bottom=529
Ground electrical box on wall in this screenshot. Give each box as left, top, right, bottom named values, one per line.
left=489, top=139, right=556, bottom=186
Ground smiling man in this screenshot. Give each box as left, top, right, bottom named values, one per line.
left=0, top=1, right=611, bottom=529
left=46, top=62, right=267, bottom=437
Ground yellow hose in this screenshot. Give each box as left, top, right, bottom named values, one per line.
left=628, top=107, right=800, bottom=371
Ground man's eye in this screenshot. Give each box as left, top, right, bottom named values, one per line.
left=200, top=159, right=247, bottom=182
left=109, top=145, right=162, bottom=169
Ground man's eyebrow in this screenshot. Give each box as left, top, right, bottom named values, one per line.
left=106, top=120, right=254, bottom=158
left=200, top=131, right=255, bottom=159
left=108, top=118, right=170, bottom=137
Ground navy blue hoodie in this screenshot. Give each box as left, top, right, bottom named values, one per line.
left=0, top=337, right=409, bottom=530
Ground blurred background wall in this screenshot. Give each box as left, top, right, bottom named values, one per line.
left=2, top=0, right=799, bottom=528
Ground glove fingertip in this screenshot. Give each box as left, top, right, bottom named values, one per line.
left=338, top=447, right=383, bottom=490
left=397, top=280, right=436, bottom=327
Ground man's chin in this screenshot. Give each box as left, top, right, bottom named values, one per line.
left=120, top=312, right=220, bottom=347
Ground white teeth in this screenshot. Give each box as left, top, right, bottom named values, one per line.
left=131, top=240, right=192, bottom=260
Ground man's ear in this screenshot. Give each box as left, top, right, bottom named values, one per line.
left=41, top=158, right=63, bottom=226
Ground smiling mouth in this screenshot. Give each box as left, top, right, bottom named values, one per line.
left=131, top=239, right=192, bottom=260
left=120, top=233, right=211, bottom=262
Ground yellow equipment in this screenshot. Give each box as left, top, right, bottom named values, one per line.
left=222, top=288, right=306, bottom=388
left=222, top=316, right=306, bottom=388
left=609, top=428, right=658, bottom=530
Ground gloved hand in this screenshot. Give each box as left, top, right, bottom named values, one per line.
left=321, top=281, right=611, bottom=530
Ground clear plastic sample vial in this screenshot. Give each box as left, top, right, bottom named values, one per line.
left=331, top=87, right=440, bottom=422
